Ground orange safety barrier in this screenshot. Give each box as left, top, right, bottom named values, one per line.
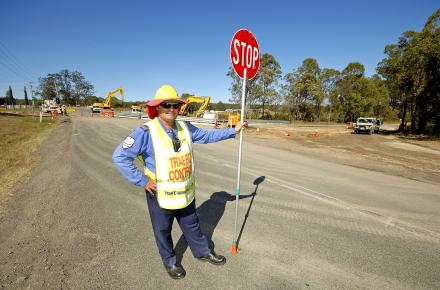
left=99, top=111, right=114, bottom=117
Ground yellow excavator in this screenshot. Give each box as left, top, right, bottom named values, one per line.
left=91, top=88, right=124, bottom=117
left=179, top=96, right=211, bottom=117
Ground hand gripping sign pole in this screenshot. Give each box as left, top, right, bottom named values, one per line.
left=229, top=29, right=260, bottom=254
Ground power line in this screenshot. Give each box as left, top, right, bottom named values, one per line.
left=0, top=41, right=37, bottom=78
left=0, top=41, right=38, bottom=97
left=0, top=54, right=34, bottom=81
left=0, top=41, right=37, bottom=81
left=0, top=58, right=30, bottom=81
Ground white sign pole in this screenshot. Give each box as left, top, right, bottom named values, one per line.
left=232, top=68, right=247, bottom=254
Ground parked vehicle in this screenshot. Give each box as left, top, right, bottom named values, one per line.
left=354, top=117, right=381, bottom=134
left=131, top=105, right=142, bottom=114
left=91, top=104, right=103, bottom=113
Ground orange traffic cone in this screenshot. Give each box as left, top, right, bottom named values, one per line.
left=231, top=243, right=237, bottom=254
left=256, top=128, right=261, bottom=135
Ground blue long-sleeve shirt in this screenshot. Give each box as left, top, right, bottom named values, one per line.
left=112, top=119, right=236, bottom=188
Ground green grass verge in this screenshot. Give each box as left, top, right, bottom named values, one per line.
left=0, top=114, right=58, bottom=206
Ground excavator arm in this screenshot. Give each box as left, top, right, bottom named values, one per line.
left=104, top=88, right=124, bottom=108
left=180, top=96, right=211, bottom=117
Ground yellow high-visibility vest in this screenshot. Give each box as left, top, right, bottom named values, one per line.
left=145, top=118, right=195, bottom=209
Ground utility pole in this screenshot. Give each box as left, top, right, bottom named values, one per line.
left=30, top=81, right=35, bottom=115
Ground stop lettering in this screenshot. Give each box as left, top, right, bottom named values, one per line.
left=230, top=29, right=260, bottom=80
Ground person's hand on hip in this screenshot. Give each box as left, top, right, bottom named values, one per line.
left=145, top=179, right=157, bottom=195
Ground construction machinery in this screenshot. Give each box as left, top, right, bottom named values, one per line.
left=42, top=99, right=59, bottom=113
left=216, top=109, right=241, bottom=127
left=91, top=88, right=124, bottom=117
left=179, top=96, right=211, bottom=117
left=66, top=107, right=76, bottom=113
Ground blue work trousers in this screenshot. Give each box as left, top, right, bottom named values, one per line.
left=146, top=193, right=210, bottom=267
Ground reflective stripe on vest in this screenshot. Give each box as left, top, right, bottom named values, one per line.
left=145, top=118, right=195, bottom=209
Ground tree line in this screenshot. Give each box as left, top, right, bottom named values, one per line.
left=228, top=8, right=439, bottom=134
left=1, top=85, right=31, bottom=106
left=227, top=53, right=394, bottom=123
left=35, top=69, right=128, bottom=107
left=378, top=9, right=439, bottom=134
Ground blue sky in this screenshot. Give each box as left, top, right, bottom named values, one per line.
left=0, top=0, right=438, bottom=103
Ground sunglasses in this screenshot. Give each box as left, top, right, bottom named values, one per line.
left=172, top=135, right=181, bottom=152
left=160, top=103, right=181, bottom=109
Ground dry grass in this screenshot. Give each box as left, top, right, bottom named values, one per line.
left=0, top=114, right=57, bottom=205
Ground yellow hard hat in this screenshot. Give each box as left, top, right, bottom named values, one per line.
left=146, top=85, right=186, bottom=107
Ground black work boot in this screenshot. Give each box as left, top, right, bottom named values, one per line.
left=164, top=264, right=186, bottom=279
left=197, top=252, right=226, bottom=265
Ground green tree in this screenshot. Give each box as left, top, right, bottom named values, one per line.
left=24, top=86, right=29, bottom=106
left=37, top=73, right=58, bottom=100
left=37, top=69, right=94, bottom=105
left=368, top=75, right=393, bottom=120
left=283, top=58, right=325, bottom=121
left=343, top=62, right=365, bottom=77
left=7, top=86, right=15, bottom=106
left=326, top=63, right=393, bottom=123
left=84, top=95, right=99, bottom=106
left=256, top=53, right=282, bottom=118
left=414, top=9, right=440, bottom=134
left=4, top=89, right=9, bottom=105
left=378, top=8, right=440, bottom=133
left=57, top=69, right=73, bottom=103
left=227, top=66, right=260, bottom=108
left=214, top=101, right=226, bottom=111
left=71, top=71, right=94, bottom=105
left=334, top=62, right=382, bottom=122
left=321, top=68, right=340, bottom=122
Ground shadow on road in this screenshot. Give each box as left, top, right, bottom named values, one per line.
left=174, top=176, right=265, bottom=264
left=236, top=176, right=265, bottom=247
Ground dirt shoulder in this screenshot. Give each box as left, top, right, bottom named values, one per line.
left=243, top=123, right=440, bottom=185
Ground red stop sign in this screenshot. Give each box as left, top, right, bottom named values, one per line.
left=230, top=29, right=260, bottom=80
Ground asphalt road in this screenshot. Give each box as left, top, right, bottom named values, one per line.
left=1, top=111, right=439, bottom=289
